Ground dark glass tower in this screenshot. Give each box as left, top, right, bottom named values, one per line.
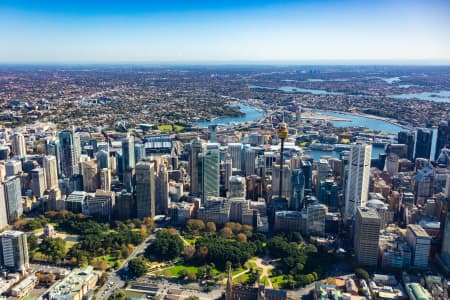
left=415, top=128, right=433, bottom=160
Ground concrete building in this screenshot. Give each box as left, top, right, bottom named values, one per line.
left=227, top=143, right=243, bottom=171
left=271, top=163, right=291, bottom=202
left=43, top=155, right=59, bottom=189
left=99, top=168, right=111, bottom=192
left=87, top=190, right=115, bottom=219
left=307, top=203, right=328, bottom=235
left=354, top=207, right=381, bottom=267
left=81, top=160, right=98, bottom=193
left=135, top=161, right=155, bottom=218
left=11, top=132, right=26, bottom=158
left=5, top=160, right=22, bottom=177
left=156, top=166, right=169, bottom=215
left=188, top=138, right=203, bottom=195
left=0, top=185, right=8, bottom=229
left=0, top=230, right=29, bottom=272
left=31, top=168, right=46, bottom=198
left=274, top=211, right=305, bottom=233
left=441, top=213, right=450, bottom=268
left=228, top=176, right=246, bottom=198
left=197, top=197, right=231, bottom=225
left=48, top=266, right=99, bottom=300
left=345, top=144, right=371, bottom=221
left=407, top=224, right=431, bottom=269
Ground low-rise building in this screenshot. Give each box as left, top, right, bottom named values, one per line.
left=48, top=266, right=99, bottom=300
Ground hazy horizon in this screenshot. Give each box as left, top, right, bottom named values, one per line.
left=1, top=0, right=450, bottom=64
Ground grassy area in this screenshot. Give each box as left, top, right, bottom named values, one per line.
left=271, top=275, right=286, bottom=289
left=157, top=124, right=173, bottom=132
left=161, top=264, right=199, bottom=277
left=174, top=125, right=185, bottom=131
left=97, top=254, right=119, bottom=267
left=184, top=238, right=196, bottom=245
left=261, top=276, right=269, bottom=286
left=233, top=272, right=249, bottom=284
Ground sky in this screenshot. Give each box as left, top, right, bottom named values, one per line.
left=1, top=0, right=450, bottom=64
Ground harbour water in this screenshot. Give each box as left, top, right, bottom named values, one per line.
left=193, top=104, right=264, bottom=127
left=389, top=90, right=450, bottom=103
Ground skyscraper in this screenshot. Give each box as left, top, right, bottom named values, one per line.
left=31, top=168, right=45, bottom=198
left=96, top=149, right=110, bottom=170
left=0, top=185, right=8, bottom=229
left=436, top=120, right=449, bottom=160
left=99, top=168, right=111, bottom=192
left=407, top=224, right=431, bottom=269
left=135, top=161, right=155, bottom=218
left=11, top=133, right=26, bottom=158
left=208, top=124, right=218, bottom=143
left=415, top=128, right=433, bottom=160
left=156, top=166, right=169, bottom=215
left=227, top=143, right=243, bottom=171
left=244, top=147, right=257, bottom=177
left=398, top=131, right=415, bottom=161
left=59, top=130, right=81, bottom=177
left=345, top=144, right=371, bottom=221
left=228, top=176, right=246, bottom=198
left=0, top=230, right=29, bottom=272
left=441, top=213, right=450, bottom=268
left=122, top=135, right=135, bottom=192
left=291, top=169, right=305, bottom=211
left=354, top=207, right=381, bottom=267
left=43, top=155, right=58, bottom=189
left=188, top=138, right=203, bottom=195
left=81, top=160, right=98, bottom=193
left=199, top=143, right=220, bottom=203
left=3, top=176, right=22, bottom=224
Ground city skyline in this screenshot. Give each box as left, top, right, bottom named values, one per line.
left=1, top=0, right=450, bottom=64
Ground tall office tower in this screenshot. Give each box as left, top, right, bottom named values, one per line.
left=4, top=176, right=22, bottom=224
left=224, top=157, right=232, bottom=191
left=307, top=203, right=328, bottom=235
left=96, top=150, right=110, bottom=170
left=272, top=163, right=291, bottom=202
left=134, top=142, right=145, bottom=164
left=0, top=230, right=29, bottom=272
left=11, top=133, right=26, bottom=158
left=188, top=138, right=203, bottom=195
left=46, top=187, right=64, bottom=211
left=398, top=131, right=415, bottom=161
left=384, top=153, right=399, bottom=177
left=43, top=155, right=58, bottom=189
left=115, top=191, right=135, bottom=220
left=59, top=130, right=81, bottom=177
left=99, top=168, right=111, bottom=192
left=344, top=144, right=371, bottom=221
left=228, top=176, right=246, bottom=198
left=291, top=169, right=305, bottom=211
left=415, top=128, right=433, bottom=160
left=244, top=147, right=257, bottom=177
left=441, top=213, right=450, bottom=268
left=296, top=105, right=302, bottom=125
left=81, top=160, right=98, bottom=193
left=0, top=185, right=8, bottom=229
left=301, top=160, right=313, bottom=190
left=319, top=179, right=338, bottom=209
left=88, top=190, right=115, bottom=220
left=5, top=160, right=22, bottom=177
left=135, top=161, right=155, bottom=218
left=316, top=159, right=332, bottom=196
left=436, top=120, right=449, bottom=160
left=208, top=124, right=218, bottom=143
left=156, top=166, right=169, bottom=215
left=31, top=168, right=45, bottom=198
left=227, top=143, right=243, bottom=171
left=407, top=224, right=431, bottom=269
left=199, top=143, right=220, bottom=203
left=46, top=139, right=61, bottom=175
left=354, top=207, right=381, bottom=267
left=122, top=135, right=135, bottom=192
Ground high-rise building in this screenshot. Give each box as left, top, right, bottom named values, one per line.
left=354, top=207, right=381, bottom=267
left=188, top=139, right=203, bottom=195
left=319, top=179, right=338, bottom=209
left=208, top=124, right=218, bottom=143
left=199, top=143, right=220, bottom=202
left=96, top=150, right=110, bottom=170
left=11, top=133, right=26, bottom=158
left=135, top=161, right=155, bottom=218
left=0, top=185, right=8, bottom=229
left=441, top=213, right=450, bottom=268
left=224, top=157, right=232, bottom=191
left=307, top=203, right=328, bottom=235
left=227, top=143, right=243, bottom=171
left=115, top=191, right=135, bottom=220
left=59, top=130, right=81, bottom=177
left=398, top=131, right=415, bottom=161
left=0, top=230, right=29, bottom=272
left=272, top=163, right=291, bottom=203
left=5, top=160, right=22, bottom=177
left=31, top=168, right=46, bottom=198
left=406, top=224, right=431, bottom=269
left=3, top=176, right=22, bottom=224
left=436, top=120, right=449, bottom=160
left=46, top=139, right=61, bottom=175
left=87, top=190, right=115, bottom=220
left=228, top=176, right=246, bottom=198
left=99, top=168, right=111, bottom=192
left=81, top=160, right=98, bottom=193
left=122, top=135, right=135, bottom=192
left=291, top=169, right=305, bottom=211
left=156, top=166, right=169, bottom=215
left=43, top=155, right=58, bottom=189
left=244, top=147, right=257, bottom=177
left=344, top=144, right=371, bottom=221
left=415, top=128, right=433, bottom=160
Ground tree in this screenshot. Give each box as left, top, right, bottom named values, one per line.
left=206, top=222, right=217, bottom=233
left=28, top=234, right=39, bottom=252
left=187, top=219, right=206, bottom=232
left=236, top=233, right=247, bottom=243
left=128, top=257, right=148, bottom=277
left=39, top=237, right=66, bottom=263
left=220, top=227, right=233, bottom=239
left=146, top=230, right=184, bottom=260
left=355, top=268, right=370, bottom=281
left=184, top=245, right=195, bottom=260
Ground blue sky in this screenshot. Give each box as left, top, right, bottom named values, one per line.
left=1, top=0, right=449, bottom=64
